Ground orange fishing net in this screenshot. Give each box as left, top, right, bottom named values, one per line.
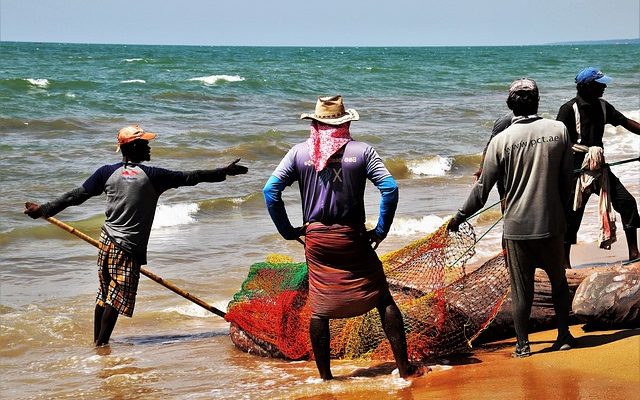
left=225, top=221, right=510, bottom=361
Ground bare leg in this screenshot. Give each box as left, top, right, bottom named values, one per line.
left=624, top=228, right=639, bottom=261
left=377, top=292, right=424, bottom=379
left=95, top=304, right=119, bottom=346
left=562, top=243, right=572, bottom=269
left=309, top=316, right=333, bottom=380
left=94, top=304, right=104, bottom=343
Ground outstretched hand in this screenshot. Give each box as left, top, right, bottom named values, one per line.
left=24, top=201, right=43, bottom=219
left=224, top=158, right=248, bottom=176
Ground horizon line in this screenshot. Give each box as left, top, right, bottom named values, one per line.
left=1, top=38, right=639, bottom=48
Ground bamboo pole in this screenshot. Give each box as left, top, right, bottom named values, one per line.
left=45, top=216, right=227, bottom=318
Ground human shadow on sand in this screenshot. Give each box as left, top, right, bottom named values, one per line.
left=344, top=354, right=481, bottom=379
left=536, top=328, right=639, bottom=354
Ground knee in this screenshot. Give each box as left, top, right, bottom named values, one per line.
left=510, top=294, right=532, bottom=315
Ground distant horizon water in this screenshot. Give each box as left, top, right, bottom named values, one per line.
left=2, top=37, right=639, bottom=47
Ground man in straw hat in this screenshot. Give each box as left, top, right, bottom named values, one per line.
left=556, top=67, right=640, bottom=268
left=448, top=79, right=575, bottom=357
left=24, top=124, right=248, bottom=346
left=263, top=96, right=424, bottom=380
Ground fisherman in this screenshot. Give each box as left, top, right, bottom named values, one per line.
left=556, top=67, right=640, bottom=268
left=263, top=96, right=423, bottom=380
left=474, top=110, right=514, bottom=185
left=448, top=79, right=575, bottom=357
left=24, top=125, right=248, bottom=346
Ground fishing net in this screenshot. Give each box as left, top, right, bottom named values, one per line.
left=225, top=220, right=510, bottom=361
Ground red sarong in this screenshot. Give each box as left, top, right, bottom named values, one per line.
left=305, top=222, right=388, bottom=318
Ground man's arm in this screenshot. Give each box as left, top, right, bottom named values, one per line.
left=474, top=112, right=512, bottom=179
left=449, top=141, right=500, bottom=231
left=24, top=165, right=113, bottom=219
left=263, top=175, right=301, bottom=240
left=559, top=126, right=575, bottom=213
left=372, top=176, right=399, bottom=239
left=621, top=118, right=640, bottom=135
left=24, top=187, right=93, bottom=219
left=148, top=159, right=248, bottom=193
left=603, top=101, right=640, bottom=135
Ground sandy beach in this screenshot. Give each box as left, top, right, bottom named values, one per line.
left=292, top=238, right=640, bottom=400
left=403, top=326, right=640, bottom=400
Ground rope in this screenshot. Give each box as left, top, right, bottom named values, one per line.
left=573, top=156, right=640, bottom=173
left=449, top=215, right=503, bottom=268
left=468, top=200, right=502, bottom=219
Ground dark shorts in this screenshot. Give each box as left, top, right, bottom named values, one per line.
left=96, top=231, right=140, bottom=317
left=304, top=222, right=388, bottom=319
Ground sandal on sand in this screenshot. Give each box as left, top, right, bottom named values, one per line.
left=512, top=341, right=531, bottom=358
left=551, top=333, right=576, bottom=351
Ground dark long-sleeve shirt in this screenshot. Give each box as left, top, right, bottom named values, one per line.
left=556, top=95, right=628, bottom=168
left=41, top=162, right=226, bottom=263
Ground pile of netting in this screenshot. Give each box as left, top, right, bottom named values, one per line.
left=225, top=220, right=510, bottom=361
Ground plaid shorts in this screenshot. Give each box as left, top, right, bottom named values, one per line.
left=96, top=231, right=141, bottom=317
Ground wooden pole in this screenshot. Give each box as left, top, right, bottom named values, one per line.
left=45, top=216, right=227, bottom=318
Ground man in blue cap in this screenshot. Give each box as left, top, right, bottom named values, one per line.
left=557, top=67, right=640, bottom=268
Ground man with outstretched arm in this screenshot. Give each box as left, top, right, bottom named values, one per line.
left=448, top=79, right=575, bottom=357
left=24, top=124, right=248, bottom=346
left=263, top=96, right=424, bottom=380
left=556, top=67, right=640, bottom=268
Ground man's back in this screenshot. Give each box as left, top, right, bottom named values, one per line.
left=474, top=118, right=573, bottom=239
left=272, top=140, right=391, bottom=226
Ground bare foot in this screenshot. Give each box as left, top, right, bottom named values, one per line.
left=400, top=364, right=429, bottom=380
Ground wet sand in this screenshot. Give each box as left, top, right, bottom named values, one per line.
left=294, top=326, right=639, bottom=400
left=297, top=238, right=639, bottom=400
left=409, top=326, right=640, bottom=400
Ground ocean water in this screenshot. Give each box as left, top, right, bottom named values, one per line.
left=1, top=42, right=639, bottom=399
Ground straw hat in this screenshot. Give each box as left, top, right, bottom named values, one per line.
left=300, top=95, right=359, bottom=125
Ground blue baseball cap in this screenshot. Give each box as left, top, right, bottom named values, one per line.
left=575, top=67, right=613, bottom=85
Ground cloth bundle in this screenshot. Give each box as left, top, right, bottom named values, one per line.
left=573, top=145, right=617, bottom=249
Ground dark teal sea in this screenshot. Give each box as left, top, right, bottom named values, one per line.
left=0, top=42, right=638, bottom=399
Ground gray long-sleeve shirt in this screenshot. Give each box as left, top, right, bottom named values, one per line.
left=41, top=162, right=226, bottom=263
left=458, top=116, right=573, bottom=240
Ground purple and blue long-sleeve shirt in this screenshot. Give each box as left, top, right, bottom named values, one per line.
left=263, top=140, right=398, bottom=240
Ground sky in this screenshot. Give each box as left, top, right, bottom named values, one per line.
left=0, top=0, right=638, bottom=47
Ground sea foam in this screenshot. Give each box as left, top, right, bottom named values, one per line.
left=604, top=109, right=640, bottom=158
left=388, top=215, right=445, bottom=236
left=188, top=75, right=245, bottom=85
left=164, top=303, right=215, bottom=318
left=25, top=78, right=49, bottom=88
left=121, top=79, right=146, bottom=84
left=408, top=155, right=453, bottom=176
left=152, top=203, right=199, bottom=229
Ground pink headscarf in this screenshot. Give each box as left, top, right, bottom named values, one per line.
left=307, top=121, right=352, bottom=172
